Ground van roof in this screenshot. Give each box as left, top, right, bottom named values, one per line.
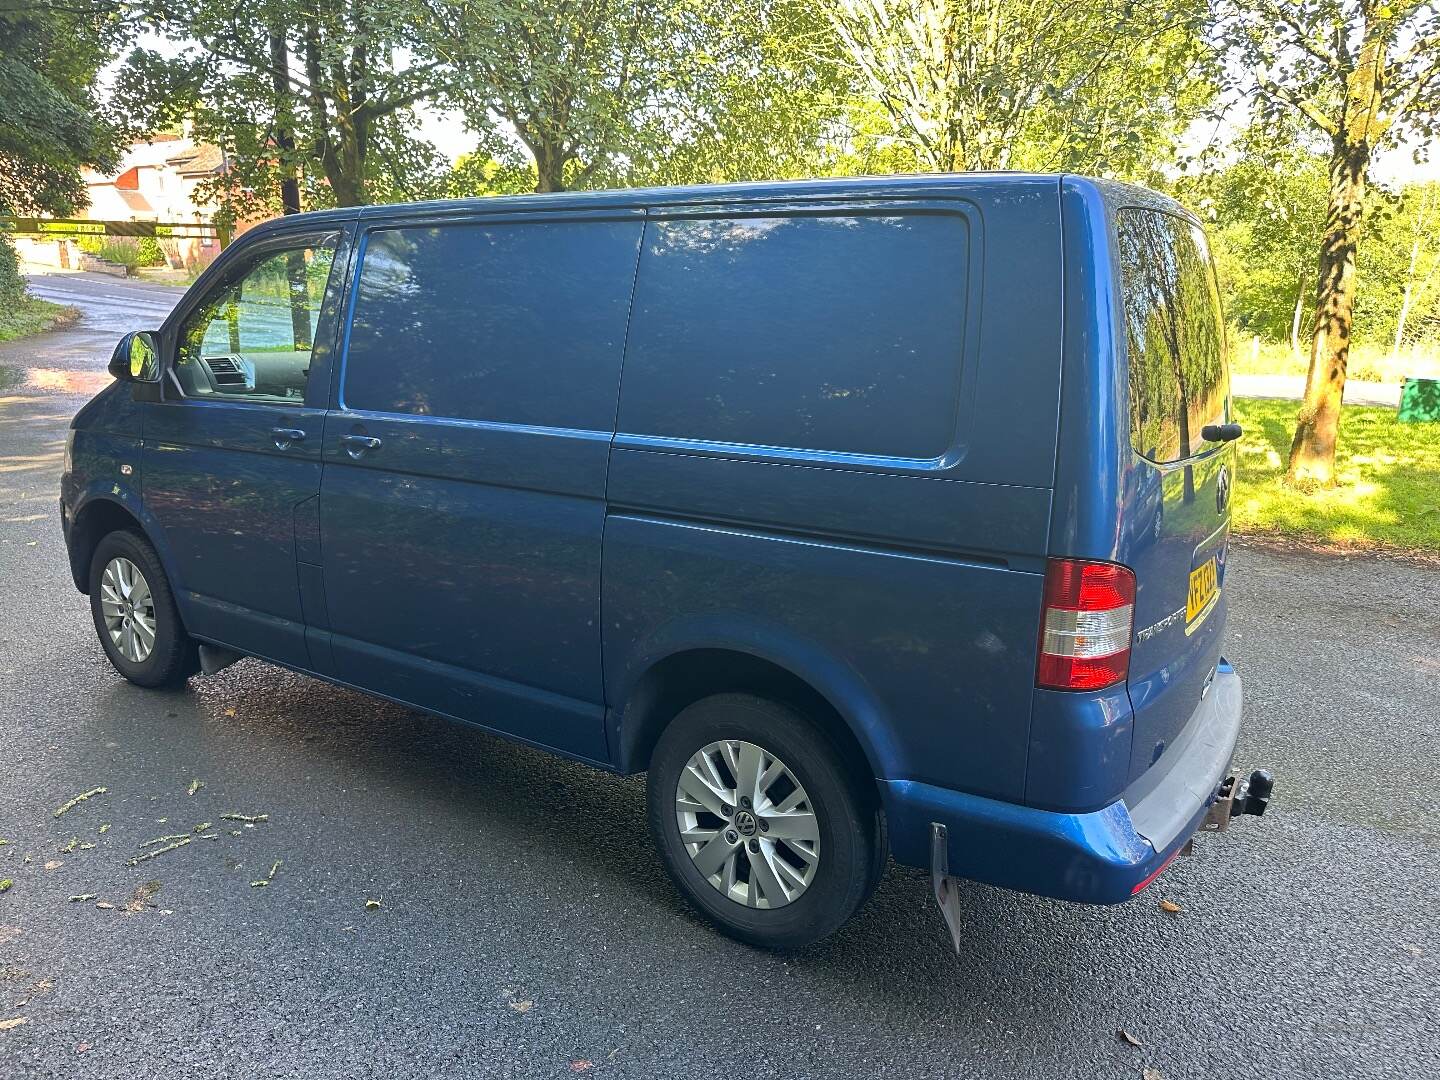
left=245, top=172, right=1194, bottom=235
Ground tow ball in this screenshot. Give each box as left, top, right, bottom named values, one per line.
left=1202, top=768, right=1275, bottom=832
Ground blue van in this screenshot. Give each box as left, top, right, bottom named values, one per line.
left=61, top=175, right=1270, bottom=947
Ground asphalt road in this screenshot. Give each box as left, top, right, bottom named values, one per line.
left=0, top=274, right=1437, bottom=1079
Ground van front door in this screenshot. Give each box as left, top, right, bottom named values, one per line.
left=142, top=230, right=348, bottom=668
left=317, top=215, right=643, bottom=762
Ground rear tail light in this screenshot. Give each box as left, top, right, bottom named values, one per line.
left=1036, top=558, right=1136, bottom=692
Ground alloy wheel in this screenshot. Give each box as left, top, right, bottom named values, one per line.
left=99, top=556, right=156, bottom=663
left=674, top=738, right=820, bottom=909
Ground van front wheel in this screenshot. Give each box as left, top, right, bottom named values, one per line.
left=646, top=693, right=883, bottom=948
left=88, top=530, right=198, bottom=688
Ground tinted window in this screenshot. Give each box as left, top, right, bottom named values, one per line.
left=342, top=220, right=642, bottom=430
left=176, top=236, right=338, bottom=403
left=1118, top=209, right=1228, bottom=463
left=617, top=213, right=969, bottom=459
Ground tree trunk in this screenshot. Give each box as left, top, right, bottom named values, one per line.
left=1290, top=267, right=1306, bottom=359
left=267, top=25, right=301, bottom=216
left=533, top=141, right=567, bottom=193
left=1287, top=138, right=1368, bottom=488
left=1391, top=235, right=1419, bottom=360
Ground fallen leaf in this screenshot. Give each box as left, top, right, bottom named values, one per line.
left=0, top=1016, right=28, bottom=1031
left=94, top=902, right=114, bottom=910
left=1403, top=944, right=1423, bottom=957
left=0, top=881, right=11, bottom=894
left=187, top=779, right=203, bottom=797
left=67, top=894, right=97, bottom=903
left=1118, top=1029, right=1143, bottom=1047
left=364, top=898, right=382, bottom=910
left=222, top=708, right=236, bottom=718
left=1158, top=899, right=1182, bottom=914
left=76, top=1042, right=91, bottom=1053
left=569, top=1061, right=594, bottom=1073
left=124, top=881, right=162, bottom=913
left=43, top=861, right=62, bottom=871
left=97, top=825, right=109, bottom=834
left=1143, top=1069, right=1165, bottom=1080
left=508, top=999, right=533, bottom=1013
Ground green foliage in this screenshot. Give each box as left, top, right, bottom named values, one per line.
left=136, top=237, right=168, bottom=268
left=1233, top=397, right=1440, bottom=553
left=0, top=0, right=125, bottom=214
left=815, top=0, right=1218, bottom=181
left=0, top=236, right=25, bottom=310
left=115, top=0, right=453, bottom=213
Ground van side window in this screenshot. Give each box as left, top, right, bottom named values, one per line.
left=1118, top=210, right=1228, bottom=463
left=617, top=213, right=970, bottom=459
left=342, top=220, right=642, bottom=430
left=176, top=236, right=339, bottom=403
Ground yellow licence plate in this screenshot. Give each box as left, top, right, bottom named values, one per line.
left=1186, top=557, right=1219, bottom=631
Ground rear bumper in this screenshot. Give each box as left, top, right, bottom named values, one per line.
left=882, top=664, right=1243, bottom=904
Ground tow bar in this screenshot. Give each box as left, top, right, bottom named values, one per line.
left=1202, top=768, right=1275, bottom=832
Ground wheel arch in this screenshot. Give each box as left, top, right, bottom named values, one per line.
left=609, top=643, right=895, bottom=787
left=68, top=495, right=159, bottom=595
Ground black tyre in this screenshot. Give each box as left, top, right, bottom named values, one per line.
left=88, top=530, right=198, bottom=688
left=647, top=693, right=885, bottom=948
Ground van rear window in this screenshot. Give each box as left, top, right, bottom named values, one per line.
left=1118, top=209, right=1228, bottom=464
left=617, top=212, right=970, bottom=460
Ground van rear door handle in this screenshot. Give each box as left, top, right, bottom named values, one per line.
left=271, top=427, right=306, bottom=449
left=341, top=434, right=382, bottom=459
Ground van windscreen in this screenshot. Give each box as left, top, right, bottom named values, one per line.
left=1117, top=209, right=1228, bottom=464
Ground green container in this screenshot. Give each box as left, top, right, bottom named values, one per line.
left=1398, top=377, right=1440, bottom=423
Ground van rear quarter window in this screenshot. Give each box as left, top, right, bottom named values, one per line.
left=617, top=212, right=970, bottom=460
left=342, top=220, right=642, bottom=430
left=1117, top=209, right=1229, bottom=463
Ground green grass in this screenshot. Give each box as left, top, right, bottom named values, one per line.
left=1232, top=397, right=1440, bottom=555
left=0, top=295, right=77, bottom=342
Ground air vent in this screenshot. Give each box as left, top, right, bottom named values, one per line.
left=206, top=356, right=239, bottom=372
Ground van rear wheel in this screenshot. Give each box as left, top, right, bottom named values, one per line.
left=88, top=530, right=198, bottom=688
left=646, top=693, right=883, bottom=948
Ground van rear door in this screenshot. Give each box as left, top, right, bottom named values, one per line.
left=1114, top=208, right=1235, bottom=782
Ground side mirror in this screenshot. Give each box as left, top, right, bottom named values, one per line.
left=108, top=331, right=162, bottom=383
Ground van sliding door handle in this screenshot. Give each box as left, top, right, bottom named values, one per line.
left=271, top=427, right=306, bottom=449
left=341, top=434, right=382, bottom=459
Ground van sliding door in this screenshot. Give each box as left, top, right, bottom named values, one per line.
left=316, top=213, right=643, bottom=762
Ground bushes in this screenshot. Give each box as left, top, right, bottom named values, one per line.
left=0, top=235, right=24, bottom=309
left=136, top=236, right=166, bottom=266
left=76, top=236, right=167, bottom=268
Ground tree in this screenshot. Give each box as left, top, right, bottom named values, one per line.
left=116, top=0, right=452, bottom=212
left=419, top=0, right=847, bottom=194
left=0, top=0, right=124, bottom=215
left=816, top=0, right=1217, bottom=180
left=1220, top=0, right=1440, bottom=486
left=1182, top=129, right=1331, bottom=353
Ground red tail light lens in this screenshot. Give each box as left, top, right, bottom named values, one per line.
left=1036, top=558, right=1136, bottom=692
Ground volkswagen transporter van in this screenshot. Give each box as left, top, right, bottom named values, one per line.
left=61, top=175, right=1271, bottom=948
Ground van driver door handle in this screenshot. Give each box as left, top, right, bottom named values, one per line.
left=341, top=433, right=382, bottom=459
left=271, top=427, right=306, bottom=449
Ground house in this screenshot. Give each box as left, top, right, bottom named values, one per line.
left=17, top=134, right=243, bottom=271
